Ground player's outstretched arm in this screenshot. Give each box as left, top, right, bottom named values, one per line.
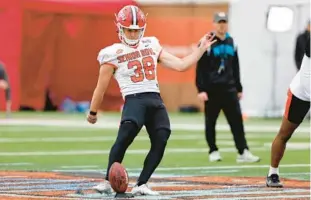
left=89, top=64, right=114, bottom=113
left=159, top=33, right=216, bottom=72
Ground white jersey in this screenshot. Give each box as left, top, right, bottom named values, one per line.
left=97, top=37, right=162, bottom=98
left=290, top=54, right=310, bottom=102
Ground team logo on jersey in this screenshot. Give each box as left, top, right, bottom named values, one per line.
left=142, top=39, right=151, bottom=43
left=116, top=49, right=123, bottom=54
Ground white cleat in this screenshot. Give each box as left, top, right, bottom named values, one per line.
left=209, top=151, right=222, bottom=162
left=92, top=180, right=113, bottom=194
left=131, top=184, right=159, bottom=196
left=236, top=149, right=260, bottom=163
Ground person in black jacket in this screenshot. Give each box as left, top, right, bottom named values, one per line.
left=0, top=62, right=11, bottom=117
left=294, top=20, right=310, bottom=70
left=196, top=12, right=260, bottom=163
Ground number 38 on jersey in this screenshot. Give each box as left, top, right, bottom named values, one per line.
left=128, top=56, right=155, bottom=83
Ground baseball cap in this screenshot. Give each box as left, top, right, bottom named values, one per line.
left=214, top=12, right=228, bottom=23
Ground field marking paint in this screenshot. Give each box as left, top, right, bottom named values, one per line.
left=60, top=165, right=99, bottom=169
left=53, top=169, right=240, bottom=176
left=0, top=179, right=90, bottom=187
left=1, top=119, right=309, bottom=133
left=0, top=171, right=309, bottom=200
left=208, top=195, right=310, bottom=200
left=0, top=148, right=253, bottom=156
left=159, top=189, right=310, bottom=197
left=0, top=134, right=308, bottom=140
left=281, top=172, right=311, bottom=175
left=0, top=193, right=74, bottom=200
left=264, top=143, right=310, bottom=149
left=52, top=164, right=311, bottom=173
left=0, top=145, right=309, bottom=156
left=0, top=136, right=260, bottom=146
left=0, top=163, right=32, bottom=166
left=2, top=193, right=309, bottom=200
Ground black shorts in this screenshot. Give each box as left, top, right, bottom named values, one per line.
left=284, top=90, right=310, bottom=124
left=121, top=92, right=170, bottom=132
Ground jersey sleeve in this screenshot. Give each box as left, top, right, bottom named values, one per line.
left=97, top=46, right=118, bottom=69
left=150, top=37, right=163, bottom=58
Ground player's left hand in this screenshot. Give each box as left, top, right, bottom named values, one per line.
left=87, top=113, right=97, bottom=124
left=198, top=32, right=217, bottom=51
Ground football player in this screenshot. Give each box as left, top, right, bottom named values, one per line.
left=266, top=36, right=310, bottom=188
left=87, top=5, right=216, bottom=195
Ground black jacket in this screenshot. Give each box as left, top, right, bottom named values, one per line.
left=295, top=30, right=310, bottom=70
left=196, top=33, right=242, bottom=93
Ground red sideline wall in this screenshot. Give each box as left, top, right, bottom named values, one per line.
left=0, top=0, right=135, bottom=111
left=0, top=0, right=22, bottom=111
left=0, top=0, right=228, bottom=112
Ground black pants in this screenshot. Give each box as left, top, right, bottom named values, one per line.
left=105, top=92, right=171, bottom=184
left=285, top=90, right=310, bottom=124
left=204, top=90, right=248, bottom=154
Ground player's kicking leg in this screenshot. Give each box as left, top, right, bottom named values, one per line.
left=266, top=91, right=310, bottom=188
left=131, top=94, right=171, bottom=196
left=93, top=97, right=145, bottom=194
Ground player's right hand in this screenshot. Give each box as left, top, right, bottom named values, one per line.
left=198, top=92, right=208, bottom=102
left=198, top=32, right=216, bottom=52
left=87, top=114, right=97, bottom=124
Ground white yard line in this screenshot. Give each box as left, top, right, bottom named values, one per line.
left=0, top=144, right=309, bottom=156
left=53, top=169, right=239, bottom=175
left=60, top=165, right=99, bottom=169
left=264, top=143, right=310, bottom=149
left=0, top=136, right=260, bottom=146
left=0, top=148, right=256, bottom=156
left=0, top=163, right=32, bottom=166
left=52, top=163, right=310, bottom=173
left=281, top=172, right=311, bottom=175
left=1, top=119, right=309, bottom=133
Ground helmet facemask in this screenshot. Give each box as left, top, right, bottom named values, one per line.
left=117, top=24, right=146, bottom=47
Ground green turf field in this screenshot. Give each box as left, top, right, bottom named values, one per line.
left=0, top=112, right=310, bottom=180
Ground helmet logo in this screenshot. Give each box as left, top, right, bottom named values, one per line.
left=118, top=12, right=126, bottom=21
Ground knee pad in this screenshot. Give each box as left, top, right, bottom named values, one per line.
left=120, top=120, right=139, bottom=131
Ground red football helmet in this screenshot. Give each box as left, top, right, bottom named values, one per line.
left=115, top=5, right=147, bottom=47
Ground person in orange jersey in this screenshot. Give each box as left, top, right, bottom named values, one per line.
left=266, top=36, right=310, bottom=188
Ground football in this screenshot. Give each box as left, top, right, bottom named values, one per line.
left=108, top=162, right=129, bottom=193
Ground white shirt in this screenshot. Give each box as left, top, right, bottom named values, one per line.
left=97, top=37, right=162, bottom=98
left=290, top=54, right=310, bottom=101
